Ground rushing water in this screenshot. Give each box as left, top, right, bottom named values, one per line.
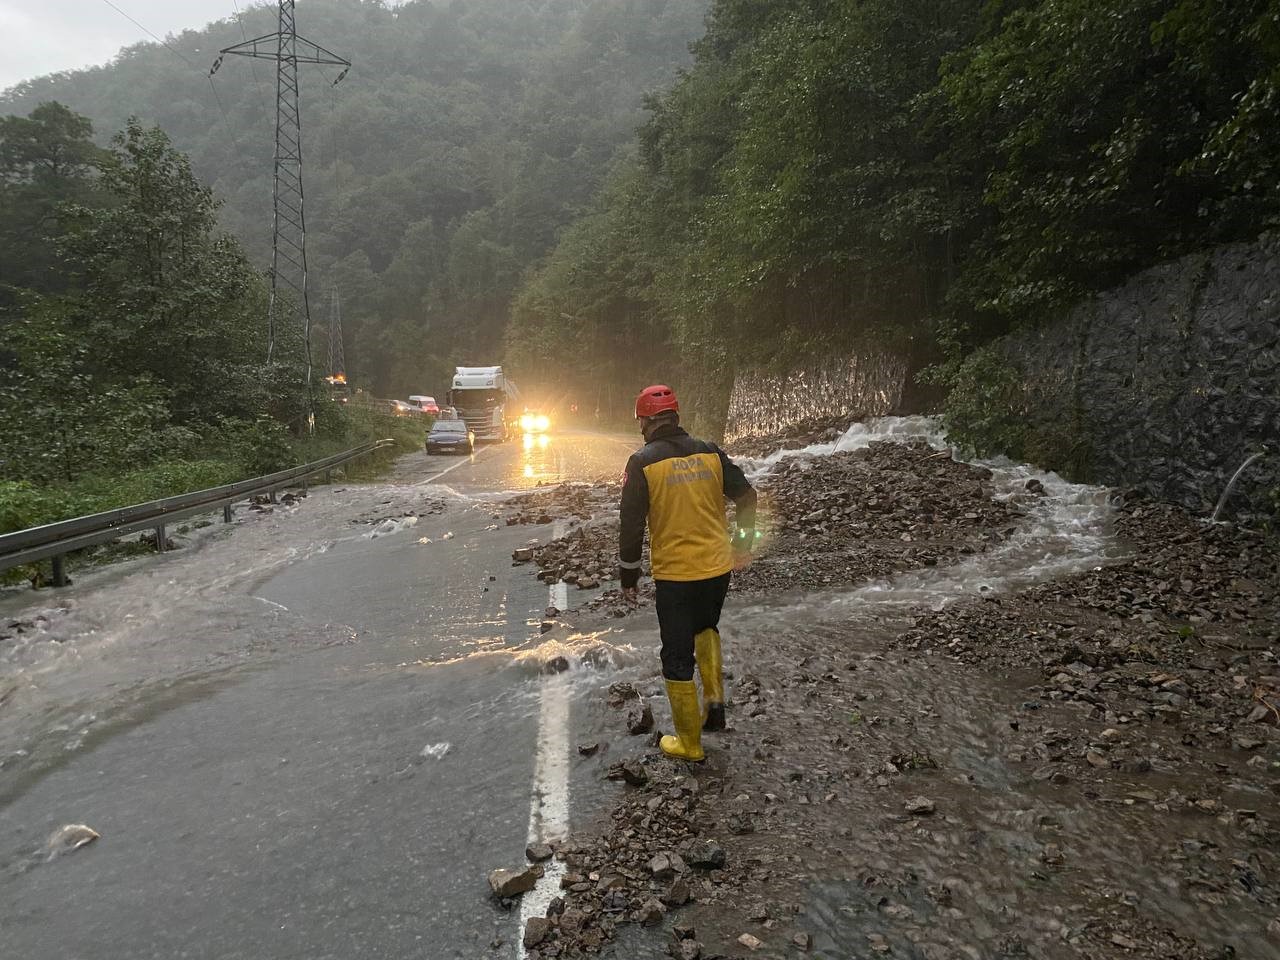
left=737, top=416, right=1120, bottom=622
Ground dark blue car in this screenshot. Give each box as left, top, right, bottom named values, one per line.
left=426, top=419, right=474, bottom=455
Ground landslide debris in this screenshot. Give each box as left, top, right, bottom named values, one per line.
left=899, top=492, right=1280, bottom=736
left=521, top=758, right=745, bottom=960
left=523, top=439, right=1028, bottom=620
left=503, top=482, right=620, bottom=526
left=542, top=429, right=1279, bottom=959
left=733, top=440, right=1025, bottom=593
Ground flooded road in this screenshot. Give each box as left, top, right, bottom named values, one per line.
left=0, top=429, right=640, bottom=960
left=2, top=419, right=1273, bottom=959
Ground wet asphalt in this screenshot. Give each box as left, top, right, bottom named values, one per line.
left=0, top=430, right=643, bottom=960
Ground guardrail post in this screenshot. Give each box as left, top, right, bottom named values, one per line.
left=324, top=468, right=332, bottom=483
left=301, top=475, right=308, bottom=494
left=223, top=504, right=233, bottom=523
left=154, top=525, right=166, bottom=553
left=269, top=489, right=277, bottom=504
left=52, top=555, right=67, bottom=587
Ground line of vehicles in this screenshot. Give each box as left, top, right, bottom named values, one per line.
left=421, top=365, right=552, bottom=456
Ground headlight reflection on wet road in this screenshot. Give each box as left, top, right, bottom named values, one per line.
left=520, top=431, right=558, bottom=484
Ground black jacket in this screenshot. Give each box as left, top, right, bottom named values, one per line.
left=618, top=424, right=756, bottom=588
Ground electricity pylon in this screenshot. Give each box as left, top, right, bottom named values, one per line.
left=326, top=287, right=346, bottom=382
left=209, top=1, right=350, bottom=424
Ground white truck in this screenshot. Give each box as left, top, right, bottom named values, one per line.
left=447, top=365, right=520, bottom=442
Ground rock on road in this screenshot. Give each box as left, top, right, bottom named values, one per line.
left=0, top=429, right=639, bottom=960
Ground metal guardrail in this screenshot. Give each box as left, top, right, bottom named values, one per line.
left=0, top=438, right=397, bottom=587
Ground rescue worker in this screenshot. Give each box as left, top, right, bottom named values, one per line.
left=619, top=385, right=757, bottom=761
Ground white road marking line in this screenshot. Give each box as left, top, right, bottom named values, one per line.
left=516, top=611, right=572, bottom=951
left=551, top=521, right=569, bottom=612
left=513, top=528, right=577, bottom=953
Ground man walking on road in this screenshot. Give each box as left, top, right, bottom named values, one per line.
left=619, top=385, right=757, bottom=761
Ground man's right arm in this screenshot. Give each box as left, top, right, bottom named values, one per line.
left=618, top=455, right=649, bottom=590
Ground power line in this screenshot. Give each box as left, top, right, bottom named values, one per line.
left=230, top=0, right=273, bottom=115
left=207, top=75, right=251, bottom=162
left=98, top=0, right=196, bottom=68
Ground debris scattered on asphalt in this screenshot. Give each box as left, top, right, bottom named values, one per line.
left=45, top=823, right=100, bottom=860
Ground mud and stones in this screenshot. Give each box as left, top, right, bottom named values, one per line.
left=534, top=422, right=1278, bottom=959
left=559, top=439, right=1027, bottom=620
left=503, top=482, right=620, bottom=526
left=733, top=440, right=1026, bottom=593
left=522, top=758, right=750, bottom=959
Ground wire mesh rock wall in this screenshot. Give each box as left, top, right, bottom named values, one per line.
left=723, top=352, right=908, bottom=443
left=1003, top=234, right=1279, bottom=518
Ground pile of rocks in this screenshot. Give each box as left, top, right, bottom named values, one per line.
left=898, top=494, right=1280, bottom=772
left=1034, top=493, right=1279, bottom=629
left=901, top=496, right=1280, bottom=727
left=504, top=483, right=620, bottom=526
left=523, top=439, right=1029, bottom=617
left=734, top=440, right=1026, bottom=593
left=513, top=521, right=632, bottom=593
left=520, top=758, right=743, bottom=959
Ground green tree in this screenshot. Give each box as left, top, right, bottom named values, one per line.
left=0, top=101, right=105, bottom=295
left=58, top=119, right=277, bottom=427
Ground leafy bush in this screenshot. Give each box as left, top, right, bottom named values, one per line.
left=931, top=346, right=1031, bottom=461
left=70, top=460, right=241, bottom=509
left=210, top=417, right=296, bottom=476
left=0, top=481, right=94, bottom=534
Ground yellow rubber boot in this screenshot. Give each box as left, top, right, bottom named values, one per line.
left=659, top=679, right=705, bottom=762
left=694, top=628, right=725, bottom=732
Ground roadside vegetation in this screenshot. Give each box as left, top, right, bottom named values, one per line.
left=0, top=0, right=712, bottom=401
left=506, top=0, right=1280, bottom=440
left=0, top=105, right=424, bottom=538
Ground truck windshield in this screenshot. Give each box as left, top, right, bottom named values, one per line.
left=452, top=388, right=504, bottom=407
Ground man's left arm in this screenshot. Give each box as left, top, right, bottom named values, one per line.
left=716, top=446, right=757, bottom=560
left=618, top=454, right=649, bottom=595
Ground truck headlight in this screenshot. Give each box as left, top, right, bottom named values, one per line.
left=534, top=415, right=550, bottom=432
left=520, top=414, right=535, bottom=431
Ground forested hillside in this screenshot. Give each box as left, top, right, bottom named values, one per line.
left=508, top=0, right=1280, bottom=436
left=1, top=0, right=711, bottom=395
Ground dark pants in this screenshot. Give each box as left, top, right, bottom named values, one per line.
left=655, top=573, right=731, bottom=681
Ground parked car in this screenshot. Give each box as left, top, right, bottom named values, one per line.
left=426, top=418, right=475, bottom=455
left=409, top=394, right=440, bottom=415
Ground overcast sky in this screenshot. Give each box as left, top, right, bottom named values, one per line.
left=0, top=0, right=244, bottom=91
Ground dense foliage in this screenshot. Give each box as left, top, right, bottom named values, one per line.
left=0, top=108, right=288, bottom=486
left=508, top=0, right=1280, bottom=434
left=0, top=105, right=422, bottom=537
left=1, top=0, right=711, bottom=399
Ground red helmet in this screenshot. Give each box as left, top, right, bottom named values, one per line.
left=635, top=384, right=679, bottom=419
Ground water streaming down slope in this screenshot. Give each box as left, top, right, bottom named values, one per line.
left=736, top=416, right=1121, bottom=624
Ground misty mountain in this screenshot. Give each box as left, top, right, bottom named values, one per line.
left=2, top=0, right=711, bottom=394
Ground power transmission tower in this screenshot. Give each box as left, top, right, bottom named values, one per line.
left=327, top=287, right=346, bottom=382
left=209, top=1, right=350, bottom=427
